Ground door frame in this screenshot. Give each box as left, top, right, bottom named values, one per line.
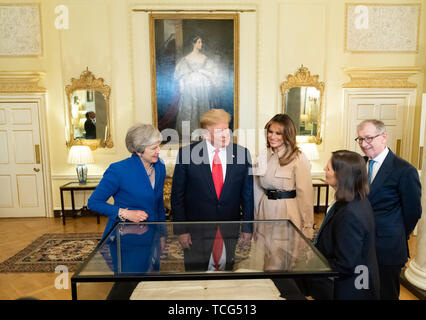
left=343, top=88, right=417, bottom=163
left=0, top=94, right=53, bottom=217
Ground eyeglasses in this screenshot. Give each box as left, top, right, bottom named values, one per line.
left=354, top=134, right=382, bottom=144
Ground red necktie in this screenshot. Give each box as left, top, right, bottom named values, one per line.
left=212, top=227, right=224, bottom=270
left=212, top=149, right=223, bottom=199
left=212, top=149, right=224, bottom=270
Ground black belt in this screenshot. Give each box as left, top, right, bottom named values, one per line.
left=265, top=189, right=296, bottom=200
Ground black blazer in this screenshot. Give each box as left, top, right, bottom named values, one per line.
left=313, top=199, right=380, bottom=300
left=366, top=149, right=422, bottom=266
left=84, top=119, right=96, bottom=139
left=171, top=140, right=254, bottom=232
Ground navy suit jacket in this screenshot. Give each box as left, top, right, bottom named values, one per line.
left=84, top=120, right=96, bottom=139
left=88, top=154, right=166, bottom=239
left=314, top=199, right=380, bottom=300
left=171, top=140, right=254, bottom=234
left=366, top=149, right=421, bottom=266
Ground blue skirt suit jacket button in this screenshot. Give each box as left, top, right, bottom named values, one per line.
left=88, top=154, right=166, bottom=239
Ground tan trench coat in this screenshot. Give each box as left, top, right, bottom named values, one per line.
left=253, top=148, right=314, bottom=239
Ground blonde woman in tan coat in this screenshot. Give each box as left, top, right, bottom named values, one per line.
left=253, top=114, right=314, bottom=239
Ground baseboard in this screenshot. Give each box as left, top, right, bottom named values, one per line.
left=400, top=267, right=426, bottom=300
left=53, top=208, right=99, bottom=218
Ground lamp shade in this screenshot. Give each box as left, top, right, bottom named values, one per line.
left=67, top=146, right=94, bottom=164
left=299, top=143, right=319, bottom=161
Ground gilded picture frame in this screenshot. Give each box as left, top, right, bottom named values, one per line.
left=65, top=69, right=113, bottom=150
left=281, top=66, right=324, bottom=144
left=149, top=14, right=239, bottom=143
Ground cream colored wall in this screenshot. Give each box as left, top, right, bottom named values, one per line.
left=1, top=0, right=425, bottom=212
left=278, top=0, right=426, bottom=174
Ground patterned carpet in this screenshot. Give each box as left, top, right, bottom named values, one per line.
left=0, top=231, right=252, bottom=274
left=0, top=233, right=102, bottom=273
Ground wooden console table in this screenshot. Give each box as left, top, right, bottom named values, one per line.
left=312, top=178, right=330, bottom=213
left=59, top=181, right=100, bottom=225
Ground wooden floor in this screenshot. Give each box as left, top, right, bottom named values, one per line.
left=0, top=216, right=110, bottom=300
left=0, top=215, right=419, bottom=300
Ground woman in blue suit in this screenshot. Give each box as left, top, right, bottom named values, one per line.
left=310, top=150, right=380, bottom=300
left=88, top=124, right=166, bottom=239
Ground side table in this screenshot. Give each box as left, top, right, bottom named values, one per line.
left=59, top=181, right=100, bottom=225
left=312, top=178, right=330, bottom=213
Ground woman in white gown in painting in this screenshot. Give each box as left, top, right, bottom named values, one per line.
left=174, top=36, right=219, bottom=138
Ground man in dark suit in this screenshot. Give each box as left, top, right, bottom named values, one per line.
left=171, top=108, right=254, bottom=272
left=356, top=119, right=422, bottom=300
left=84, top=111, right=96, bottom=139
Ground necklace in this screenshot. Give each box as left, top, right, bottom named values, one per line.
left=147, top=164, right=154, bottom=177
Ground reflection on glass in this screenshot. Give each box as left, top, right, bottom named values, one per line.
left=71, top=90, right=107, bottom=140
left=98, top=224, right=166, bottom=274
left=285, top=87, right=320, bottom=136
left=77, top=221, right=332, bottom=277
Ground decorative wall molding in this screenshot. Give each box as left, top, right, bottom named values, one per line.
left=345, top=3, right=420, bottom=52
left=0, top=4, right=42, bottom=56
left=0, top=72, right=46, bottom=93
left=342, top=67, right=421, bottom=88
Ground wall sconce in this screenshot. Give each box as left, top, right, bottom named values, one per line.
left=67, top=146, right=94, bottom=184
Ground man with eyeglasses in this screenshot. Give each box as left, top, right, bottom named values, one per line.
left=356, top=119, right=422, bottom=300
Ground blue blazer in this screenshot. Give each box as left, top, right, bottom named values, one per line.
left=88, top=154, right=166, bottom=238
left=314, top=199, right=380, bottom=300
left=367, top=149, right=422, bottom=266
left=102, top=225, right=163, bottom=274
left=171, top=141, right=254, bottom=231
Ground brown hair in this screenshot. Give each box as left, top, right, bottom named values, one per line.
left=265, top=114, right=300, bottom=166
left=200, top=108, right=231, bottom=129
left=331, top=150, right=369, bottom=202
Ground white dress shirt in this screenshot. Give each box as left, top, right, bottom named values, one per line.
left=208, top=243, right=227, bottom=271
left=368, top=147, right=389, bottom=183
left=205, top=139, right=227, bottom=181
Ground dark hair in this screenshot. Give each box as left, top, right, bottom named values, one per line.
left=191, top=35, right=202, bottom=44
left=331, top=150, right=369, bottom=202
left=265, top=114, right=300, bottom=166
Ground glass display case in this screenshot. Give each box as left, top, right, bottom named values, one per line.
left=71, top=220, right=337, bottom=300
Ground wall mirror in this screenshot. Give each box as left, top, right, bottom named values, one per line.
left=65, top=69, right=113, bottom=150
left=281, top=66, right=324, bottom=144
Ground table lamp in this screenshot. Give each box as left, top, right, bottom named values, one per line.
left=299, top=143, right=320, bottom=161
left=67, top=146, right=94, bottom=184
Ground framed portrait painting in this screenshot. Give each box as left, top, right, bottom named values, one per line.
left=149, top=14, right=239, bottom=142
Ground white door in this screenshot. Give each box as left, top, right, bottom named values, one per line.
left=0, top=102, right=46, bottom=217
left=344, top=89, right=416, bottom=161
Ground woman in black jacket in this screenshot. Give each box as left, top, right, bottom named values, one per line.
left=311, top=150, right=380, bottom=300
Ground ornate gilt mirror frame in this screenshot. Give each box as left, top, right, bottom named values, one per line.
left=281, top=65, right=325, bottom=144
left=65, top=69, right=113, bottom=150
